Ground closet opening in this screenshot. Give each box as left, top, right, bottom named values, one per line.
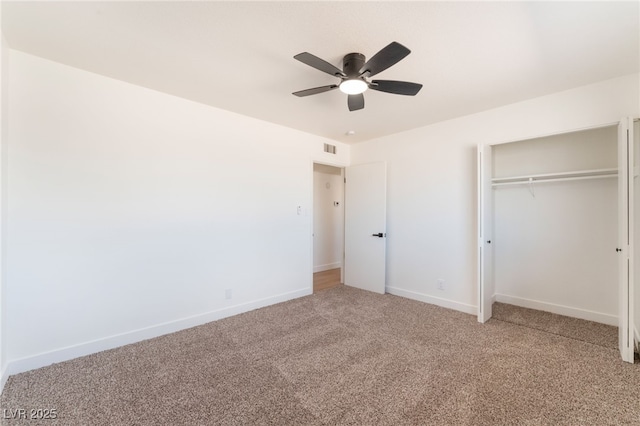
left=480, top=124, right=627, bottom=352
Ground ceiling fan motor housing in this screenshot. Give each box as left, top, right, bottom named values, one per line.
left=343, top=53, right=366, bottom=78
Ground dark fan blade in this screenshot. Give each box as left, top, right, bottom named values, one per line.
left=348, top=94, right=364, bottom=111
left=294, top=52, right=345, bottom=77
left=292, top=85, right=338, bottom=97
left=370, top=80, right=422, bottom=96
left=359, top=42, right=411, bottom=77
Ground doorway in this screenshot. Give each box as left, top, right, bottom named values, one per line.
left=312, top=163, right=344, bottom=292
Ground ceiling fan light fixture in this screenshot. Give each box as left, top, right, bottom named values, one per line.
left=339, top=79, right=368, bottom=95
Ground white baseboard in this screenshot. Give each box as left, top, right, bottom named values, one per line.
left=0, top=363, right=8, bottom=395
left=3, top=287, right=311, bottom=382
left=386, top=286, right=476, bottom=316
left=495, top=294, right=617, bottom=326
left=313, top=262, right=341, bottom=273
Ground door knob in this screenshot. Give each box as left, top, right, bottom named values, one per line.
left=371, top=233, right=384, bottom=238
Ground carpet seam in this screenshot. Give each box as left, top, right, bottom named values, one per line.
left=491, top=318, right=617, bottom=351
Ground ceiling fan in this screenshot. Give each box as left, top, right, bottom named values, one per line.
left=292, top=42, right=422, bottom=112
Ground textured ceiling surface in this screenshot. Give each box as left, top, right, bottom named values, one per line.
left=3, top=1, right=639, bottom=144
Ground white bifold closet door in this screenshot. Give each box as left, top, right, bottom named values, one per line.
left=477, top=144, right=493, bottom=323
left=618, top=117, right=635, bottom=363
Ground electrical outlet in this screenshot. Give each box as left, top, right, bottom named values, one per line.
left=437, top=279, right=445, bottom=291
left=225, top=289, right=232, bottom=300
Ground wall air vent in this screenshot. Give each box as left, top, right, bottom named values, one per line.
left=324, top=143, right=337, bottom=154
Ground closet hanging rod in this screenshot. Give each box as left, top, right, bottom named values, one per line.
left=491, top=168, right=618, bottom=183
left=492, top=173, right=617, bottom=187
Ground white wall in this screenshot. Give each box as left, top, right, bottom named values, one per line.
left=5, top=50, right=350, bottom=375
left=313, top=164, right=343, bottom=272
left=493, top=127, right=618, bottom=324
left=351, top=73, right=639, bottom=316
left=0, top=5, right=7, bottom=392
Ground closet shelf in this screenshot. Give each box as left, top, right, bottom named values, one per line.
left=492, top=168, right=618, bottom=187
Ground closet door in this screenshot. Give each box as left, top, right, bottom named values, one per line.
left=477, top=144, right=493, bottom=323
left=618, top=117, right=635, bottom=363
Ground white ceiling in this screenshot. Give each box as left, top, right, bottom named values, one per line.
left=2, top=1, right=639, bottom=144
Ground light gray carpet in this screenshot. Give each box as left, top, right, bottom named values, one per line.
left=1, top=286, right=639, bottom=425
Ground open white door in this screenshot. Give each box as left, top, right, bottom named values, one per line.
left=618, top=117, right=635, bottom=363
left=477, top=144, right=493, bottom=323
left=344, top=162, right=387, bottom=294
left=634, top=119, right=640, bottom=357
